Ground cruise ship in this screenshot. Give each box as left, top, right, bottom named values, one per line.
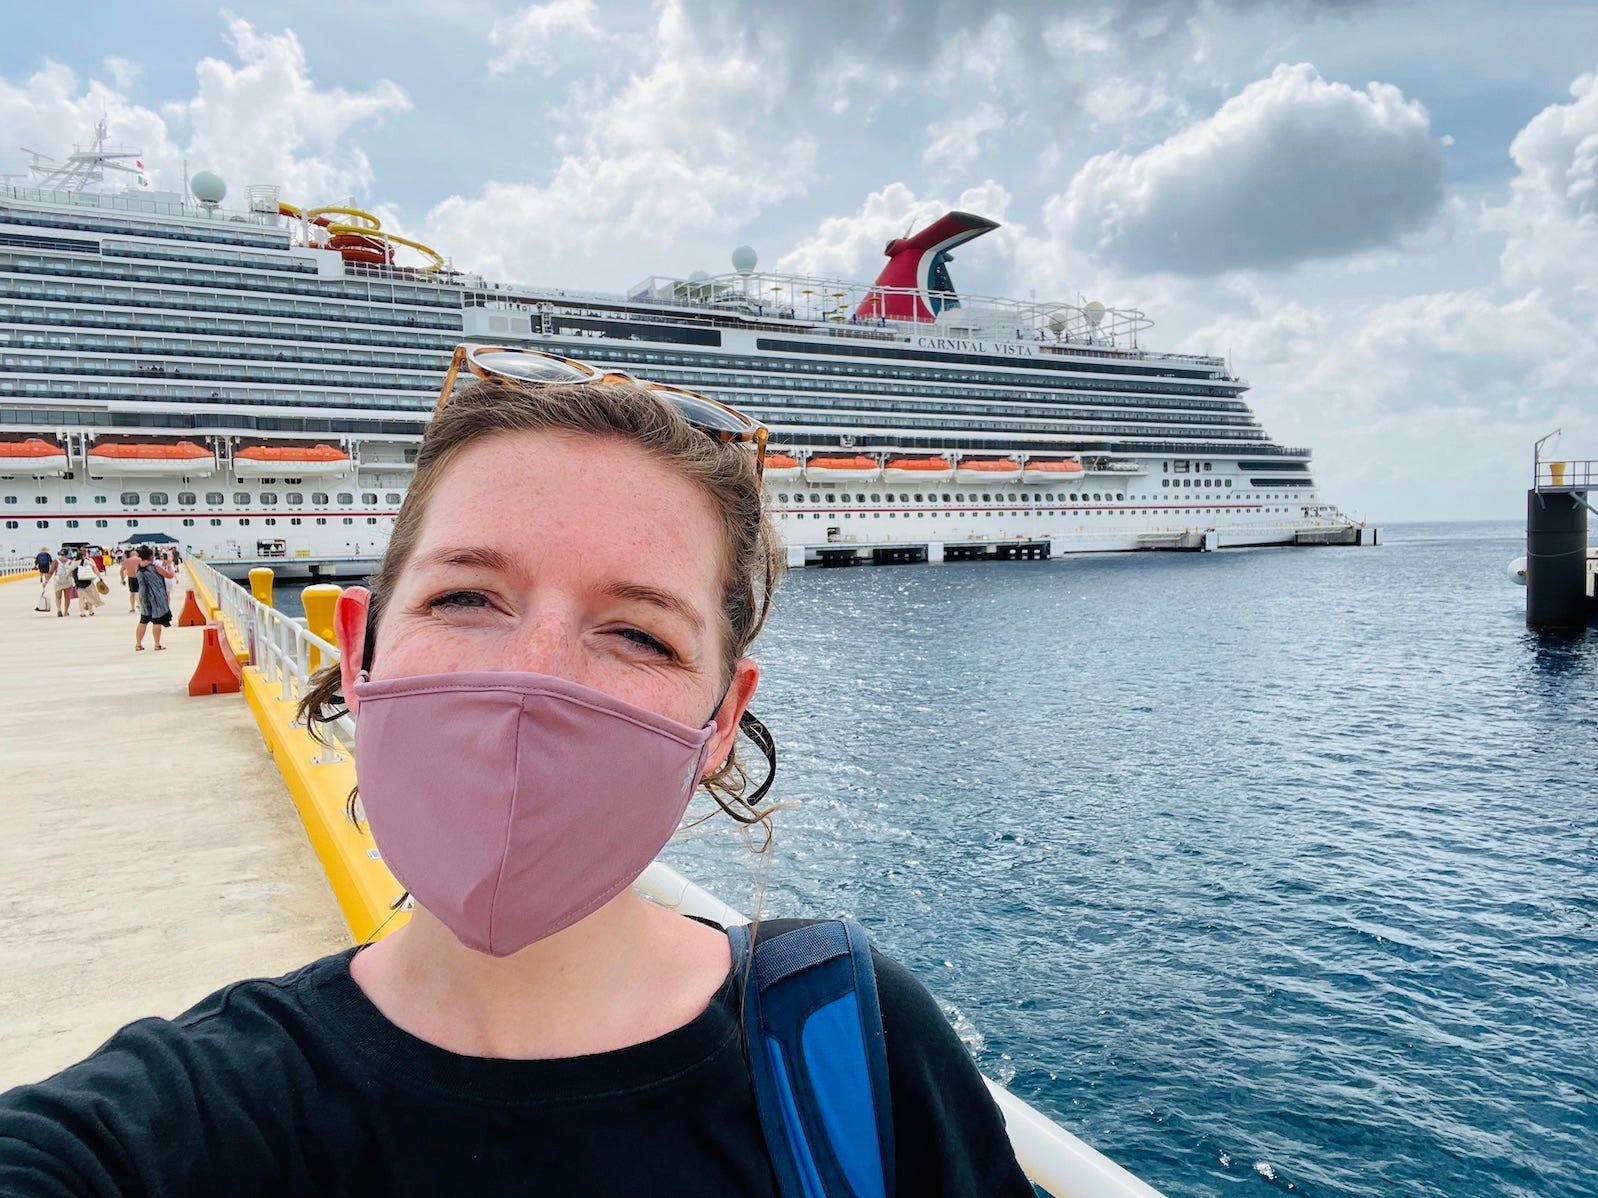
left=0, top=133, right=1371, bottom=570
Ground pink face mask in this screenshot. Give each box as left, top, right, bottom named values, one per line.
left=352, top=670, right=716, bottom=957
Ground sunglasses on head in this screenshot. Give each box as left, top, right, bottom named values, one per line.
left=436, top=344, right=769, bottom=481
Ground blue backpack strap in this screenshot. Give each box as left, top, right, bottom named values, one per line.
left=728, top=919, right=896, bottom=1198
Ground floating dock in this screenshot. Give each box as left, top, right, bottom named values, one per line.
left=0, top=567, right=348, bottom=1091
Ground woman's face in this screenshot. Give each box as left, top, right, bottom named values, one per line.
left=340, top=430, right=756, bottom=747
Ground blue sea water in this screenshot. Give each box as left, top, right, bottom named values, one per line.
left=288, top=522, right=1598, bottom=1197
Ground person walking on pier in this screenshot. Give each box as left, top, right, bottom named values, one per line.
left=33, top=546, right=50, bottom=582
left=132, top=545, right=174, bottom=650
left=0, top=352, right=1033, bottom=1197
left=118, top=549, right=139, bottom=612
left=47, top=548, right=75, bottom=618
left=72, top=548, right=105, bottom=617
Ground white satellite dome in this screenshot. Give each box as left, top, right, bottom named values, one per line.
left=731, top=245, right=758, bottom=275
left=190, top=171, right=227, bottom=204
left=688, top=270, right=710, bottom=282
left=1083, top=300, right=1106, bottom=327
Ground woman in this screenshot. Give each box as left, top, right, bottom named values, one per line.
left=72, top=548, right=105, bottom=617
left=48, top=547, right=76, bottom=618
left=0, top=356, right=1032, bottom=1195
left=132, top=545, right=175, bottom=651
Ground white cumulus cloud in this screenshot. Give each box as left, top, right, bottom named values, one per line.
left=488, top=0, right=607, bottom=76
left=1051, top=63, right=1446, bottom=275
left=922, top=103, right=1005, bottom=174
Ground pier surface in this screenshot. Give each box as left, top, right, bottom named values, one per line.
left=0, top=572, right=349, bottom=1091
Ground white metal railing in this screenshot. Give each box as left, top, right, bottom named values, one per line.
left=190, top=559, right=1168, bottom=1198
left=2, top=555, right=39, bottom=579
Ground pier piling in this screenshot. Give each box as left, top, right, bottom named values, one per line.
left=1526, top=489, right=1591, bottom=631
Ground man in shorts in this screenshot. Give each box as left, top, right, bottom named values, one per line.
left=35, top=546, right=51, bottom=581
left=119, top=550, right=140, bottom=612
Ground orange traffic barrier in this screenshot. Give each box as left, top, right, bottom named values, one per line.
left=177, top=589, right=208, bottom=626
left=189, top=622, right=243, bottom=696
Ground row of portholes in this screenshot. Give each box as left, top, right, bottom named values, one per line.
left=776, top=491, right=1131, bottom=505
left=115, top=490, right=404, bottom=508
left=1163, top=479, right=1233, bottom=488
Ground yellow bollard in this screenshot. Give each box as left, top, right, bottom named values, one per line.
left=301, top=584, right=342, bottom=672
left=248, top=567, right=275, bottom=608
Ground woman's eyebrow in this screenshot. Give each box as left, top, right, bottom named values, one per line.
left=418, top=546, right=514, bottom=572
left=600, top=581, right=705, bottom=633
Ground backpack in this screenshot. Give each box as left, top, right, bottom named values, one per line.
left=727, top=919, right=896, bottom=1198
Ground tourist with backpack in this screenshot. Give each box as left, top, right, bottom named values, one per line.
left=0, top=359, right=1033, bottom=1195
left=72, top=548, right=105, bottom=617
left=47, top=548, right=75, bottom=618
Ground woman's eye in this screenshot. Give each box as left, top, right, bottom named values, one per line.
left=429, top=590, right=490, bottom=609
left=616, top=627, right=670, bottom=656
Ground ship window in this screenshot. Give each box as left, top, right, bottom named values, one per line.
left=126, top=520, right=139, bottom=528
left=870, top=493, right=881, bottom=502
left=94, top=495, right=107, bottom=504
left=941, top=493, right=951, bottom=502
left=810, top=494, right=820, bottom=504
left=33, top=495, right=46, bottom=504
left=315, top=517, right=328, bottom=525
left=1225, top=480, right=1233, bottom=487
left=3, top=520, right=14, bottom=529
left=35, top=519, right=48, bottom=528
left=121, top=492, right=140, bottom=506
left=2, top=496, right=12, bottom=505
left=260, top=491, right=278, bottom=504
left=914, top=494, right=924, bottom=503
left=182, top=518, right=195, bottom=527
left=210, top=518, right=222, bottom=526
left=1116, top=493, right=1125, bottom=501
left=362, top=492, right=377, bottom=505
left=265, top=518, right=277, bottom=526
left=65, top=495, right=78, bottom=505
left=239, top=518, right=250, bottom=526
left=337, top=492, right=353, bottom=504
left=95, top=519, right=108, bottom=528
left=149, top=492, right=169, bottom=505
left=178, top=493, right=197, bottom=506
left=290, top=517, right=302, bottom=526
left=311, top=492, right=330, bottom=506
left=777, top=493, right=789, bottom=503
left=285, top=477, right=303, bottom=485
left=1204, top=462, right=1212, bottom=472
left=1163, top=461, right=1169, bottom=472
left=1162, top=480, right=1169, bottom=487
left=367, top=517, right=378, bottom=525
left=66, top=519, right=79, bottom=528
left=857, top=494, right=866, bottom=503
left=233, top=492, right=250, bottom=505
left=385, top=492, right=402, bottom=505
left=343, top=517, right=354, bottom=525
left=982, top=493, right=991, bottom=502
left=286, top=492, right=304, bottom=505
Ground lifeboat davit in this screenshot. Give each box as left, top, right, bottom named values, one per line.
left=804, top=455, right=881, bottom=483
left=0, top=437, right=69, bottom=475
left=761, top=452, right=802, bottom=481
left=87, top=440, right=217, bottom=477
left=1023, top=458, right=1086, bottom=484
left=955, top=457, right=1022, bottom=484
left=882, top=456, right=954, bottom=485
left=232, top=444, right=354, bottom=479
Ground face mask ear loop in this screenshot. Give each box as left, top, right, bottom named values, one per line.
left=361, top=597, right=377, bottom=674
left=738, top=711, right=777, bottom=806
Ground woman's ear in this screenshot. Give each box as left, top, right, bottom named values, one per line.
left=334, top=586, right=372, bottom=711
left=703, top=657, right=759, bottom=778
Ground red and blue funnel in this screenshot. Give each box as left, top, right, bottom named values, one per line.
left=854, top=211, right=998, bottom=323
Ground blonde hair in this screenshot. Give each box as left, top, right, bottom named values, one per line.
left=297, top=377, right=785, bottom=836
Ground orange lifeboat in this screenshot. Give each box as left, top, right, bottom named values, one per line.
left=761, top=452, right=802, bottom=481
left=882, top=456, right=954, bottom=485
left=233, top=444, right=354, bottom=479
left=87, top=440, right=217, bottom=477
left=804, top=455, right=881, bottom=483
left=955, top=457, right=1022, bottom=483
left=1023, top=457, right=1086, bottom=484
left=0, top=437, right=69, bottom=475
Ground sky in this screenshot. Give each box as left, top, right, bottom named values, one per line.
left=3, top=0, right=1597, bottom=523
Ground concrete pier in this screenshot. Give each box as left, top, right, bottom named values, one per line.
left=0, top=570, right=348, bottom=1091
